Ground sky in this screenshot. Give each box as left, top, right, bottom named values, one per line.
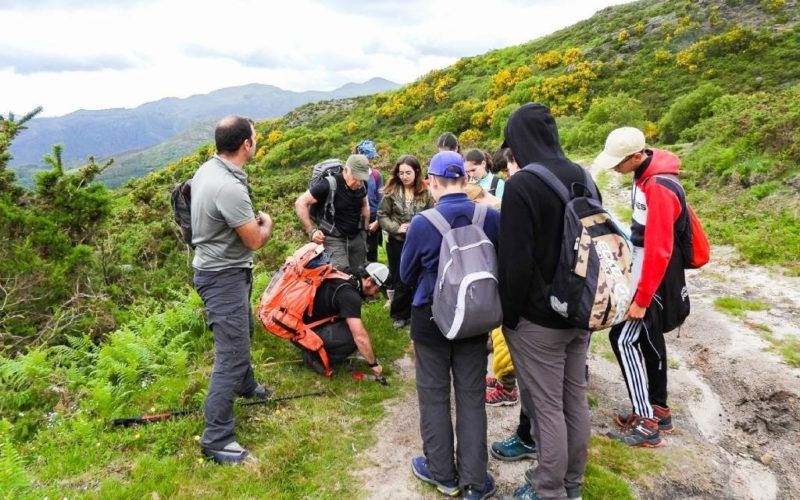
left=0, top=0, right=634, bottom=117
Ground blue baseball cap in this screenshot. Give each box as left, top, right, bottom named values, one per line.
left=428, top=151, right=465, bottom=178
left=355, top=139, right=379, bottom=159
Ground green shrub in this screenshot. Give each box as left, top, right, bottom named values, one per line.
left=561, top=93, right=647, bottom=151
left=658, top=83, right=723, bottom=143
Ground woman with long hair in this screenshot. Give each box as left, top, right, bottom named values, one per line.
left=377, top=155, right=434, bottom=328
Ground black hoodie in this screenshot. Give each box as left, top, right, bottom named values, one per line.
left=499, top=103, right=601, bottom=330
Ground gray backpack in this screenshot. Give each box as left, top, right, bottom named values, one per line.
left=309, top=158, right=344, bottom=233
left=421, top=203, right=502, bottom=340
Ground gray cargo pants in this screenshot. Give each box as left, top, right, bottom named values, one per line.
left=193, top=267, right=258, bottom=450
left=412, top=305, right=489, bottom=491
left=324, top=230, right=367, bottom=271
left=504, top=319, right=590, bottom=500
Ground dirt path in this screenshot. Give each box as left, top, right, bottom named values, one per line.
left=355, top=172, right=800, bottom=499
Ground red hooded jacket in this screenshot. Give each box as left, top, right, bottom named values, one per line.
left=630, top=149, right=684, bottom=308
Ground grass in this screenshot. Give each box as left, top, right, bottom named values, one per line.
left=713, top=296, right=769, bottom=317
left=4, top=297, right=665, bottom=499
left=585, top=435, right=665, bottom=499
left=6, top=297, right=412, bottom=499
left=757, top=331, right=800, bottom=368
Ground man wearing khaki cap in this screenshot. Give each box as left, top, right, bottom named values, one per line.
left=296, top=154, right=371, bottom=270
left=593, top=126, right=692, bottom=449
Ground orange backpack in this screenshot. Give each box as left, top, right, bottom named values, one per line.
left=257, top=243, right=351, bottom=376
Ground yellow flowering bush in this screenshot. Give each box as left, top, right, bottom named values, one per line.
left=266, top=130, right=283, bottom=146
left=489, top=66, right=533, bottom=97
left=414, top=116, right=436, bottom=133
left=458, top=129, right=483, bottom=146
left=535, top=50, right=562, bottom=70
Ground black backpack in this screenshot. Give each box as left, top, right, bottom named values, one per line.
left=308, top=159, right=344, bottom=234
left=521, top=163, right=634, bottom=331
left=170, top=179, right=194, bottom=247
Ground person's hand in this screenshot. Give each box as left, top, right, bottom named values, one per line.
left=627, top=302, right=647, bottom=320
left=371, top=363, right=383, bottom=377
left=257, top=211, right=273, bottom=228
left=310, top=229, right=326, bottom=244
left=397, top=223, right=410, bottom=234
left=369, top=220, right=380, bottom=234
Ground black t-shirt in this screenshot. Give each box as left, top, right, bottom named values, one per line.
left=305, top=278, right=362, bottom=324
left=309, top=172, right=366, bottom=236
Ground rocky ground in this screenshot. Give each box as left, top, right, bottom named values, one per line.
left=354, top=171, right=800, bottom=499
left=354, top=246, right=800, bottom=499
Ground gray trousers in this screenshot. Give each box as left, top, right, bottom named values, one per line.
left=413, top=306, right=488, bottom=491
left=324, top=231, right=367, bottom=271
left=193, top=267, right=258, bottom=450
left=504, top=319, right=590, bottom=500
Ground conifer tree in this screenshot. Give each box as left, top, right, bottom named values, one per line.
left=0, top=107, right=42, bottom=197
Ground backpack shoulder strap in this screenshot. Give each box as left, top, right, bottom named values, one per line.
left=420, top=208, right=451, bottom=237
left=471, top=202, right=488, bottom=228
left=648, top=173, right=682, bottom=190
left=489, top=175, right=499, bottom=195
left=580, top=168, right=599, bottom=200
left=324, top=174, right=337, bottom=219
left=520, top=163, right=570, bottom=204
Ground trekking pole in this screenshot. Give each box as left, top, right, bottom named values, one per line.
left=111, top=390, right=327, bottom=427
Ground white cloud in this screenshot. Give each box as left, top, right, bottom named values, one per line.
left=0, top=0, right=633, bottom=117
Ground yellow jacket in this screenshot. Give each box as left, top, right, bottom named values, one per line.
left=491, top=328, right=514, bottom=379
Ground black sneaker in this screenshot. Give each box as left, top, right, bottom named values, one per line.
left=462, top=473, right=496, bottom=500
left=524, top=469, right=581, bottom=499
left=302, top=350, right=327, bottom=376
left=202, top=441, right=251, bottom=464
left=243, top=384, right=271, bottom=401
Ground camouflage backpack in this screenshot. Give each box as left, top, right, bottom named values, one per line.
left=521, top=164, right=633, bottom=331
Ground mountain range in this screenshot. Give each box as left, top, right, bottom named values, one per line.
left=10, top=77, right=399, bottom=186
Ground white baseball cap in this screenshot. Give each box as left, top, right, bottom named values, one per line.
left=365, top=262, right=389, bottom=289
left=592, top=127, right=646, bottom=170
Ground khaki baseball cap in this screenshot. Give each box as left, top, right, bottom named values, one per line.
left=592, top=127, right=646, bottom=170
left=345, top=154, right=370, bottom=181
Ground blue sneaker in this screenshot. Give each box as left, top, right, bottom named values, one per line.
left=410, top=456, right=459, bottom=496
left=463, top=473, right=496, bottom=500
left=513, top=482, right=541, bottom=499
left=490, top=433, right=536, bottom=461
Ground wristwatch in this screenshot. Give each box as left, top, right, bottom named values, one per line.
left=368, top=358, right=380, bottom=367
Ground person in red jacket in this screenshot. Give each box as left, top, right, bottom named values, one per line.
left=592, top=127, right=691, bottom=448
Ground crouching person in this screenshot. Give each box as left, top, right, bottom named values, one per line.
left=300, top=263, right=388, bottom=377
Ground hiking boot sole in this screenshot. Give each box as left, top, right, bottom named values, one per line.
left=486, top=399, right=518, bottom=407
left=410, top=462, right=460, bottom=496
left=490, top=447, right=536, bottom=461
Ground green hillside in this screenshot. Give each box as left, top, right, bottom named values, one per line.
left=1, top=0, right=799, bottom=497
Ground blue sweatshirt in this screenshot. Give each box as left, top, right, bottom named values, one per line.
left=366, top=168, right=383, bottom=218
left=400, top=193, right=501, bottom=308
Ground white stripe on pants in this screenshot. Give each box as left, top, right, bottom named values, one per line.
left=615, top=319, right=653, bottom=419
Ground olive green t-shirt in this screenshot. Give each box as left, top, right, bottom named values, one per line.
left=191, top=155, right=255, bottom=271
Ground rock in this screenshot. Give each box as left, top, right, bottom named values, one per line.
left=760, top=454, right=774, bottom=465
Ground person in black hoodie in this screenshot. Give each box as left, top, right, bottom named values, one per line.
left=499, top=103, right=594, bottom=500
